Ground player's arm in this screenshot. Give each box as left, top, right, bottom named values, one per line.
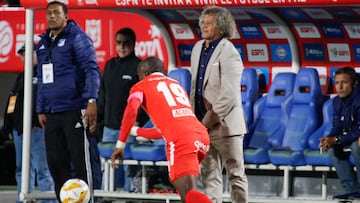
left=117, top=92, right=143, bottom=146
left=132, top=127, right=163, bottom=139
left=111, top=91, right=142, bottom=168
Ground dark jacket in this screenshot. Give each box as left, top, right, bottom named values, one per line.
left=36, top=20, right=100, bottom=114
left=98, top=52, right=148, bottom=129
left=3, top=66, right=40, bottom=134
left=328, top=87, right=360, bottom=146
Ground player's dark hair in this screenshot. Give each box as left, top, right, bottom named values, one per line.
left=138, top=56, right=165, bottom=74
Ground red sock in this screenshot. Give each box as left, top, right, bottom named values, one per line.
left=185, top=190, right=212, bottom=203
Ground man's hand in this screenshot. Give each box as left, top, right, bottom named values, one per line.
left=111, top=141, right=126, bottom=168
left=38, top=114, right=47, bottom=128
left=84, top=102, right=97, bottom=133
left=111, top=148, right=124, bottom=168
left=319, top=137, right=337, bottom=151
left=202, top=109, right=220, bottom=130
left=202, top=98, right=220, bottom=130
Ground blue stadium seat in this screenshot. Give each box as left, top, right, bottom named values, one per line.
left=97, top=140, right=133, bottom=160
left=97, top=131, right=134, bottom=191
left=241, top=68, right=259, bottom=127
left=304, top=98, right=334, bottom=166
left=268, top=68, right=324, bottom=166
left=97, top=130, right=135, bottom=191
left=168, top=68, right=191, bottom=95
left=244, top=72, right=296, bottom=164
left=129, top=120, right=166, bottom=161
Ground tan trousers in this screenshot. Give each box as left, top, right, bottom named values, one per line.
left=201, top=135, right=248, bottom=203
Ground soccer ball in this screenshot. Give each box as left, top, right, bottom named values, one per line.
left=60, top=178, right=90, bottom=203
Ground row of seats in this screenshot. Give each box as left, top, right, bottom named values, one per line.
left=243, top=68, right=329, bottom=167
left=97, top=67, right=353, bottom=195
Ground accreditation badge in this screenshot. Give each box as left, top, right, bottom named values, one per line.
left=42, top=63, right=54, bottom=84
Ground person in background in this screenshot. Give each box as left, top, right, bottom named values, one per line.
left=320, top=67, right=360, bottom=200
left=2, top=43, right=55, bottom=203
left=87, top=131, right=102, bottom=191
left=111, top=56, right=212, bottom=203
left=35, top=1, right=100, bottom=202
left=190, top=6, right=249, bottom=203
left=98, top=27, right=148, bottom=191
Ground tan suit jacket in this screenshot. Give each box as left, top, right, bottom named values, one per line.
left=190, top=38, right=248, bottom=137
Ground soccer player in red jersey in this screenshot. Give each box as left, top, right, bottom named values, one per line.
left=111, top=56, right=212, bottom=203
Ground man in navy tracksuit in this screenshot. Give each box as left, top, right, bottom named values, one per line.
left=36, top=1, right=100, bottom=201
left=319, top=67, right=360, bottom=200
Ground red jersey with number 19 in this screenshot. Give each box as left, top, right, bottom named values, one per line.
left=130, top=73, right=207, bottom=142
left=119, top=72, right=209, bottom=181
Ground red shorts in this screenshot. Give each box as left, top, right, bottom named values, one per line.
left=165, top=131, right=210, bottom=182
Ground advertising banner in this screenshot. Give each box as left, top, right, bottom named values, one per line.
left=278, top=7, right=360, bottom=93
left=0, top=8, right=168, bottom=72
left=20, top=0, right=360, bottom=9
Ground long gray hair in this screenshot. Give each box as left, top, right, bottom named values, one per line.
left=199, top=6, right=236, bottom=39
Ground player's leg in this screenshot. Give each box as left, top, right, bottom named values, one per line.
left=172, top=175, right=197, bottom=201
left=185, top=189, right=212, bottom=203
left=169, top=153, right=212, bottom=203
left=172, top=175, right=211, bottom=203
left=168, top=133, right=211, bottom=202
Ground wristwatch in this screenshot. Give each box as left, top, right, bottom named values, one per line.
left=335, top=136, right=340, bottom=144
left=88, top=98, right=97, bottom=104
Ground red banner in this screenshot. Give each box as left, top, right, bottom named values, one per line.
left=0, top=8, right=169, bottom=72
left=20, top=0, right=360, bottom=9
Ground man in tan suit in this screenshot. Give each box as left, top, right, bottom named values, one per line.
left=190, top=6, right=249, bottom=203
